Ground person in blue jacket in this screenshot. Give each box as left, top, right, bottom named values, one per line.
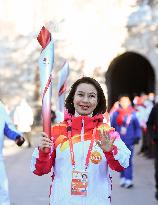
left=0, top=101, right=25, bottom=205
left=111, top=95, right=142, bottom=188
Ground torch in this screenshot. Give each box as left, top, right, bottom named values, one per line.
left=37, top=26, right=54, bottom=153
left=57, top=61, right=69, bottom=113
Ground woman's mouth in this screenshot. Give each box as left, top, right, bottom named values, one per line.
left=80, top=105, right=89, bottom=110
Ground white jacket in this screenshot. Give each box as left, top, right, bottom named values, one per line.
left=31, top=115, right=131, bottom=205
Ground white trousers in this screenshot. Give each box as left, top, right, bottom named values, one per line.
left=0, top=161, right=10, bottom=205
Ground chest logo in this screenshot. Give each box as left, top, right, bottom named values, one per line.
left=90, top=151, right=102, bottom=164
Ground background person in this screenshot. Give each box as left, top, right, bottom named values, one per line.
left=13, top=98, right=34, bottom=147
left=147, top=95, right=158, bottom=200
left=111, top=95, right=141, bottom=188
left=0, top=100, right=24, bottom=205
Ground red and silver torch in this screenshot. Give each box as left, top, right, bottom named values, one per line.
left=37, top=26, right=54, bottom=153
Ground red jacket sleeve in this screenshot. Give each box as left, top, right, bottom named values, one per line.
left=104, top=145, right=125, bottom=172
left=31, top=125, right=58, bottom=176
left=32, top=147, right=56, bottom=176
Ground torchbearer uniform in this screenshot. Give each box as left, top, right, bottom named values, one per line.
left=31, top=114, right=131, bottom=205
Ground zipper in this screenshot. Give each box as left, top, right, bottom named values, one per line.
left=81, top=118, right=85, bottom=170
left=81, top=118, right=86, bottom=205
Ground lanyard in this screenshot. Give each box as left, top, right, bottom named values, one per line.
left=67, top=119, right=96, bottom=171
left=123, top=115, right=132, bottom=127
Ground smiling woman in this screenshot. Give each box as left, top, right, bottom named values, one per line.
left=65, top=77, right=106, bottom=116
left=73, top=83, right=98, bottom=116
left=31, top=76, right=131, bottom=205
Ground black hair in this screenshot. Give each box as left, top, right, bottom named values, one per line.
left=65, top=77, right=106, bottom=116
left=118, top=93, right=130, bottom=101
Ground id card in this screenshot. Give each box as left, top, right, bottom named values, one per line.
left=71, top=170, right=88, bottom=196
left=120, top=126, right=127, bottom=135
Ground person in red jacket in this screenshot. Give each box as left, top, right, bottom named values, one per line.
left=31, top=77, right=131, bottom=205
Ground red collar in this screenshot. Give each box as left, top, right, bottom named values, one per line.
left=116, top=106, right=134, bottom=126
left=64, top=111, right=103, bottom=131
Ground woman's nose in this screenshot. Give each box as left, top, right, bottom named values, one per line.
left=82, top=95, right=89, bottom=102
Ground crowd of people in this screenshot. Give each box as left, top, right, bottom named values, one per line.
left=110, top=92, right=158, bottom=199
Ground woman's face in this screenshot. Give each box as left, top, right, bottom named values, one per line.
left=73, top=83, right=98, bottom=116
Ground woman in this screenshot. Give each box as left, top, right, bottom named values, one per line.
left=31, top=77, right=130, bottom=205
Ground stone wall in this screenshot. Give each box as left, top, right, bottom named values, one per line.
left=124, top=2, right=158, bottom=91
left=0, top=0, right=158, bottom=114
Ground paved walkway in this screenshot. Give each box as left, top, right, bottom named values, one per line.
left=3, top=127, right=158, bottom=205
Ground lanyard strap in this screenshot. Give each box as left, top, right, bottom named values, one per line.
left=124, top=115, right=132, bottom=127
left=67, top=120, right=96, bottom=171
left=85, top=127, right=96, bottom=170
left=67, top=121, right=75, bottom=169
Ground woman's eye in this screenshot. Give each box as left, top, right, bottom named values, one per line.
left=89, top=95, right=95, bottom=98
left=78, top=93, right=83, bottom=96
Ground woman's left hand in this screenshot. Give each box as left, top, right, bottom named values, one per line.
left=96, top=130, right=116, bottom=152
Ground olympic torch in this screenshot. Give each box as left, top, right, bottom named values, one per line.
left=37, top=26, right=54, bottom=153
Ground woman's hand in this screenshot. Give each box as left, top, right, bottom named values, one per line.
left=39, top=132, right=52, bottom=151
left=97, top=130, right=116, bottom=152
